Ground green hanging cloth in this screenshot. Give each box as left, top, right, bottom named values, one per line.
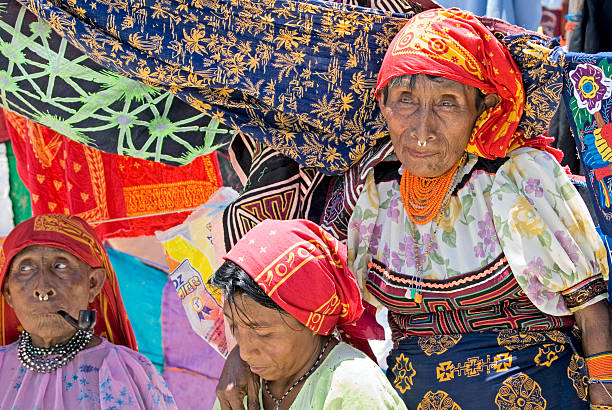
left=5, top=141, right=32, bottom=225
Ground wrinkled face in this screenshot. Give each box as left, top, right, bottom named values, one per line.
left=379, top=75, right=483, bottom=178
left=2, top=245, right=103, bottom=342
left=224, top=295, right=322, bottom=382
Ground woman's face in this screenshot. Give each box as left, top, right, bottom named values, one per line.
left=224, top=295, right=322, bottom=383
left=2, top=245, right=105, bottom=345
left=379, top=75, right=483, bottom=178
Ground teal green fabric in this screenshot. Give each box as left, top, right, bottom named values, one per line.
left=106, top=246, right=166, bottom=372
left=5, top=142, right=31, bottom=225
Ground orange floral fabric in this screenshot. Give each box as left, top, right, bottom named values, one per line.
left=375, top=8, right=526, bottom=160
left=4, top=110, right=222, bottom=240
left=0, top=214, right=137, bottom=349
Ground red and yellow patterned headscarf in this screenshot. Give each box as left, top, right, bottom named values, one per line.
left=224, top=219, right=364, bottom=336
left=376, top=8, right=528, bottom=160
left=0, top=214, right=137, bottom=349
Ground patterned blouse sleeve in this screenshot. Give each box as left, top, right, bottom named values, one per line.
left=490, top=148, right=609, bottom=315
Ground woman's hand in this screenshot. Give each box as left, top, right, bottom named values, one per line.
left=574, top=300, right=612, bottom=405
left=216, top=346, right=260, bottom=410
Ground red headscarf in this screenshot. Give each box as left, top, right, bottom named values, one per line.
left=376, top=8, right=529, bottom=160
left=0, top=214, right=137, bottom=349
left=224, top=219, right=366, bottom=336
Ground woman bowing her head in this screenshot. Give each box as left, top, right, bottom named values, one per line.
left=0, top=214, right=176, bottom=409
left=211, top=219, right=405, bottom=410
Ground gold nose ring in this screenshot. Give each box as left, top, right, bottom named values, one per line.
left=38, top=294, right=49, bottom=301
left=417, top=140, right=427, bottom=147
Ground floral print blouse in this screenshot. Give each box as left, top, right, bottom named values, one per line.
left=347, top=147, right=609, bottom=316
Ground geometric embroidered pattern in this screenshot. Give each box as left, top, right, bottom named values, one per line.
left=222, top=133, right=327, bottom=252
left=367, top=255, right=572, bottom=339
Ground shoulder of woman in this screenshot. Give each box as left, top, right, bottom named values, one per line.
left=0, top=342, right=17, bottom=369
left=489, top=147, right=568, bottom=192
left=502, top=147, right=563, bottom=174
left=88, top=338, right=158, bottom=374
left=322, top=343, right=387, bottom=381
left=318, top=343, right=406, bottom=409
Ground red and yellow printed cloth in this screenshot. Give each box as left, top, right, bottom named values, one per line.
left=224, top=219, right=383, bottom=343
left=4, top=110, right=222, bottom=240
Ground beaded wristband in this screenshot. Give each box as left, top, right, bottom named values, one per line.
left=589, top=377, right=612, bottom=384
left=565, top=13, right=582, bottom=22
left=590, top=404, right=612, bottom=410
left=587, top=352, right=612, bottom=378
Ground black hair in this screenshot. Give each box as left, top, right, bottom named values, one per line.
left=209, top=259, right=285, bottom=315
left=379, top=74, right=485, bottom=110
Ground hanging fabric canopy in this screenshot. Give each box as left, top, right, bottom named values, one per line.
left=6, top=0, right=561, bottom=174
left=0, top=0, right=232, bottom=166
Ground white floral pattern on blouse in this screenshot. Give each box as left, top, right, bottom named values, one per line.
left=347, top=147, right=609, bottom=315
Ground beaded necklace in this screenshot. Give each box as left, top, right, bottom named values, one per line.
left=17, top=329, right=92, bottom=373
left=400, top=155, right=467, bottom=303
left=400, top=156, right=464, bottom=225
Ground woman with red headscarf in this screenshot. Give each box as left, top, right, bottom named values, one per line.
left=0, top=214, right=176, bottom=409
left=210, top=219, right=406, bottom=410
left=344, top=8, right=611, bottom=409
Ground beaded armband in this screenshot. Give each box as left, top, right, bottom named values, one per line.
left=586, top=351, right=612, bottom=388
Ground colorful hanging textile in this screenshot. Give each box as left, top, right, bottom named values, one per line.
left=5, top=142, right=32, bottom=225
left=156, top=190, right=237, bottom=358
left=4, top=110, right=222, bottom=239
left=106, top=246, right=167, bottom=372
left=563, top=53, right=612, bottom=237
left=161, top=279, right=225, bottom=410
left=0, top=144, right=14, bottom=236
left=0, top=0, right=232, bottom=166
left=0, top=111, right=9, bottom=143
left=13, top=0, right=560, bottom=174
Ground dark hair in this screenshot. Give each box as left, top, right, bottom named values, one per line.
left=379, top=74, right=485, bottom=110
left=209, top=259, right=284, bottom=314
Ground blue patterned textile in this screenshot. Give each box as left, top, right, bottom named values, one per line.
left=387, top=330, right=588, bottom=409
left=13, top=0, right=561, bottom=174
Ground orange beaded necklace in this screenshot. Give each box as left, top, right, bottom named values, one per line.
left=400, top=156, right=465, bottom=225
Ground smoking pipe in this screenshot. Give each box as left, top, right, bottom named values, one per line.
left=57, top=310, right=96, bottom=331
